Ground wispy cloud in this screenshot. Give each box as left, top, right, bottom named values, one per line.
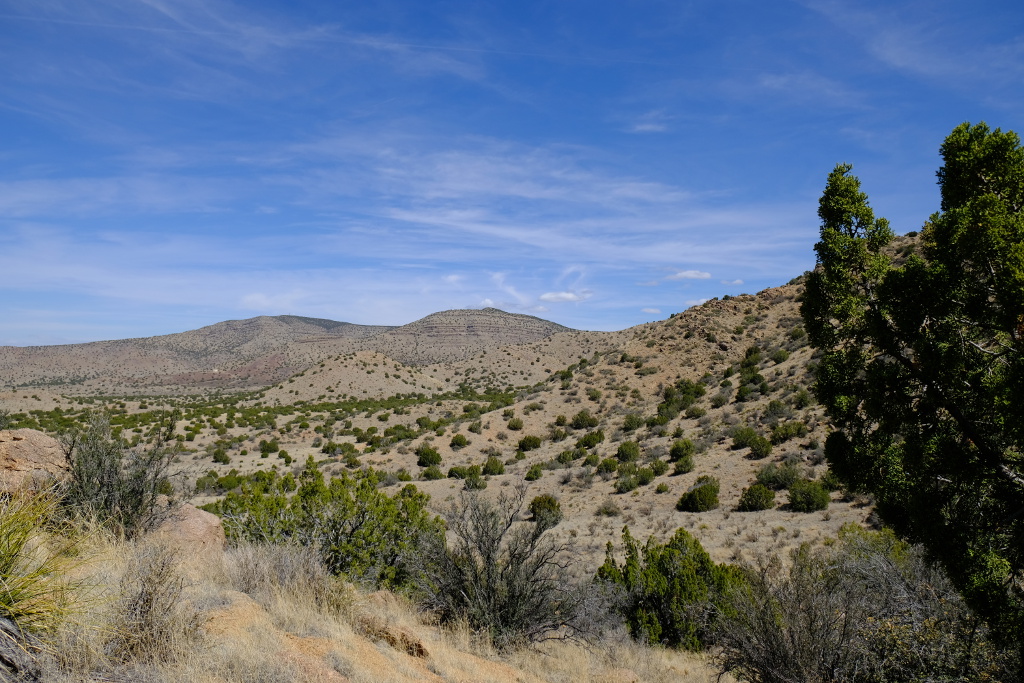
left=666, top=270, right=711, bottom=280
left=641, top=307, right=661, bottom=314
left=539, top=290, right=592, bottom=303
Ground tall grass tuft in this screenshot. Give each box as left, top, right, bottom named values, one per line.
left=0, top=489, right=78, bottom=634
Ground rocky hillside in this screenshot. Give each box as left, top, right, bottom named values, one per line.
left=0, top=309, right=580, bottom=395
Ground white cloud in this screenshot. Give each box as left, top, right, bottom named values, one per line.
left=480, top=298, right=495, bottom=307
left=721, top=279, right=744, bottom=285
left=666, top=270, right=711, bottom=280
left=539, top=290, right=592, bottom=303
left=641, top=307, right=661, bottom=314
left=442, top=274, right=463, bottom=284
left=686, top=298, right=709, bottom=306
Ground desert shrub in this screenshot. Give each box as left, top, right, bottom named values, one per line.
left=622, top=414, right=645, bottom=432
left=770, top=349, right=790, bottom=364
left=716, top=527, right=1017, bottom=682
left=554, top=414, right=567, bottom=426
left=571, top=410, right=600, bottom=430
left=655, top=483, right=669, bottom=494
left=58, top=416, right=177, bottom=539
left=518, top=435, right=542, bottom=452
left=584, top=452, right=600, bottom=467
left=464, top=471, right=487, bottom=490
left=506, top=417, right=524, bottom=431
left=710, top=393, right=729, bottom=409
left=528, top=494, right=562, bottom=526
left=595, top=500, right=621, bottom=516
left=791, top=388, right=812, bottom=409
left=748, top=435, right=772, bottom=459
left=669, top=439, right=696, bottom=462
left=616, top=441, right=641, bottom=463
left=735, top=385, right=755, bottom=402
left=685, top=406, right=707, bottom=419
left=421, top=465, right=444, bottom=480
left=770, top=420, right=808, bottom=444
left=596, top=458, right=618, bottom=476
left=108, top=543, right=201, bottom=665
left=449, top=433, right=469, bottom=450
left=755, top=462, right=801, bottom=490
left=525, top=464, right=543, bottom=481
left=637, top=467, right=655, bottom=486
left=650, top=459, right=669, bottom=476
left=676, top=476, right=720, bottom=512
left=673, top=456, right=695, bottom=475
left=788, top=479, right=830, bottom=512
left=482, top=456, right=505, bottom=476
left=730, top=426, right=760, bottom=450
left=418, top=487, right=593, bottom=649
left=615, top=473, right=639, bottom=494
left=468, top=421, right=483, bottom=434
left=598, top=526, right=741, bottom=650
left=737, top=484, right=775, bottom=512
left=575, top=430, right=605, bottom=449
left=416, top=445, right=442, bottom=467
left=204, top=458, right=441, bottom=589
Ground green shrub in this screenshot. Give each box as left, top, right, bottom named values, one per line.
left=637, top=467, right=655, bottom=486
left=748, top=436, right=773, bottom=459
left=623, top=414, right=645, bottom=432
left=616, top=441, right=641, bottom=462
left=595, top=500, right=621, bottom=516
left=615, top=475, right=639, bottom=494
left=506, top=418, right=524, bottom=431
left=518, top=435, right=542, bottom=452
left=737, top=484, right=776, bottom=511
left=650, top=459, right=669, bottom=476
left=483, top=456, right=505, bottom=476
left=416, top=445, right=442, bottom=467
left=770, top=421, right=808, bottom=444
left=528, top=494, right=562, bottom=526
left=676, top=476, right=720, bottom=512
left=571, top=410, right=600, bottom=430
left=450, top=433, right=469, bottom=450
left=673, top=456, right=695, bottom=475
left=205, top=459, right=441, bottom=589
left=755, top=462, right=801, bottom=490
left=525, top=464, right=543, bottom=481
left=575, top=430, right=605, bottom=449
left=792, top=389, right=812, bottom=409
left=554, top=415, right=567, bottom=426
left=788, top=479, right=830, bottom=512
left=583, top=452, right=600, bottom=467
left=771, top=349, right=791, bottom=364
left=421, top=465, right=444, bottom=480
left=730, top=427, right=760, bottom=450
left=685, top=406, right=707, bottom=419
left=596, top=458, right=618, bottom=475
left=711, top=394, right=728, bottom=409
left=597, top=526, right=741, bottom=650
left=655, top=483, right=670, bottom=494
left=669, top=439, right=696, bottom=461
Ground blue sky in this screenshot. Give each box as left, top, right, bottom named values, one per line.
left=1, top=0, right=1022, bottom=344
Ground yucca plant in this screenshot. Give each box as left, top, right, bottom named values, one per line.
left=0, top=490, right=77, bottom=634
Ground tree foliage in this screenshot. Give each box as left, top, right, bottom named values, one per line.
left=801, top=122, right=1024, bottom=643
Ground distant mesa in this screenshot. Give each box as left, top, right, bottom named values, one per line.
left=0, top=308, right=576, bottom=394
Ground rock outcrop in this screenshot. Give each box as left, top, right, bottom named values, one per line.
left=0, top=429, right=65, bottom=491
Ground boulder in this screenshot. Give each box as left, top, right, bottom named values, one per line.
left=153, top=503, right=226, bottom=553
left=0, top=429, right=65, bottom=491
